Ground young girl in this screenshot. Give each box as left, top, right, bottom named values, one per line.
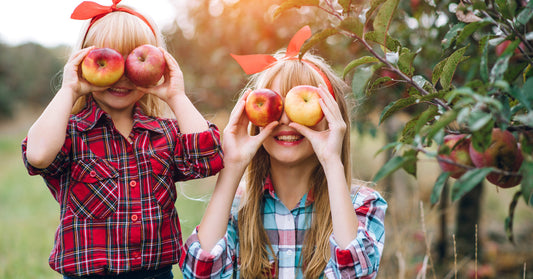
left=21, top=1, right=223, bottom=278
left=181, top=26, right=387, bottom=278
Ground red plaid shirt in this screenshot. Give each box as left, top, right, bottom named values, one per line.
left=21, top=98, right=224, bottom=276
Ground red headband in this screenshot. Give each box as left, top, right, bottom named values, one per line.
left=71, top=0, right=156, bottom=42
left=230, top=26, right=335, bottom=98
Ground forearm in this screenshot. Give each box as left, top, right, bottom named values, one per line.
left=323, top=159, right=358, bottom=249
left=26, top=88, right=76, bottom=169
left=197, top=163, right=246, bottom=251
left=167, top=94, right=208, bottom=133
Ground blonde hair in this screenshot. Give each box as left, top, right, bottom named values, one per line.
left=70, top=6, right=171, bottom=118
left=238, top=50, right=353, bottom=278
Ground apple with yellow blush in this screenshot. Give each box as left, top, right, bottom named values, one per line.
left=81, top=48, right=125, bottom=87
left=284, top=85, right=324, bottom=126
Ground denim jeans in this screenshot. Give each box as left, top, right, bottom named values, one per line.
left=62, top=266, right=173, bottom=279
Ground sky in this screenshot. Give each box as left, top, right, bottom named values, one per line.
left=0, top=0, right=179, bottom=47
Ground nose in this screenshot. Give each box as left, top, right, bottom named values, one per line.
left=279, top=109, right=291, bottom=125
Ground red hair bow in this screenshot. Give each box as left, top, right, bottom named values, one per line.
left=230, top=26, right=334, bottom=97
left=71, top=0, right=156, bottom=37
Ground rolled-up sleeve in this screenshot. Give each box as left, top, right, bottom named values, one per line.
left=180, top=226, right=237, bottom=279
left=325, top=188, right=387, bottom=279
left=174, top=123, right=224, bottom=180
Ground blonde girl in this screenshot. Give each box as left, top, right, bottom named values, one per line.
left=21, top=1, right=223, bottom=278
left=181, top=26, right=387, bottom=278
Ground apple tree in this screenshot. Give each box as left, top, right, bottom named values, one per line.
left=274, top=0, right=533, bottom=242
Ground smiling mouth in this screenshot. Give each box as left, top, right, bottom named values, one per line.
left=108, top=88, right=131, bottom=96
left=275, top=135, right=303, bottom=142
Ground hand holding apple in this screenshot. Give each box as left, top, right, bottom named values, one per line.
left=284, top=85, right=324, bottom=126
left=126, top=44, right=166, bottom=87
left=81, top=48, right=125, bottom=87
left=244, top=89, right=284, bottom=127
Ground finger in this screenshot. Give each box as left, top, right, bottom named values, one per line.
left=288, top=122, right=315, bottom=140
left=254, top=121, right=279, bottom=142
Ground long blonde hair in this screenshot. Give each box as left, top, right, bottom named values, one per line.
left=70, top=6, right=171, bottom=118
left=238, top=51, right=353, bottom=278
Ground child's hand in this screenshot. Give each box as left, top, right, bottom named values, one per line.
left=289, top=85, right=346, bottom=165
left=137, top=48, right=185, bottom=103
left=223, top=90, right=278, bottom=169
left=62, top=46, right=107, bottom=98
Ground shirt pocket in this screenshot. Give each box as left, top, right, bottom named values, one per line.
left=149, top=151, right=176, bottom=211
left=68, top=158, right=119, bottom=219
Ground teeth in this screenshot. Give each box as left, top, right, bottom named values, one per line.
left=110, top=88, right=129, bottom=93
left=276, top=135, right=301, bottom=142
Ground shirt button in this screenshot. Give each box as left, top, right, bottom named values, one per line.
left=131, top=214, right=139, bottom=222
left=129, top=180, right=137, bottom=187
left=89, top=171, right=97, bottom=177
left=287, top=250, right=293, bottom=256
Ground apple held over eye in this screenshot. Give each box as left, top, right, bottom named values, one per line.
left=125, top=44, right=166, bottom=87
left=437, top=134, right=474, bottom=179
left=81, top=48, right=125, bottom=87
left=284, top=85, right=323, bottom=126
left=244, top=89, right=283, bottom=127
left=469, top=128, right=523, bottom=188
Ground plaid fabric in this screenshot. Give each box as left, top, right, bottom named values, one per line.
left=181, top=177, right=387, bottom=279
left=21, top=97, right=224, bottom=276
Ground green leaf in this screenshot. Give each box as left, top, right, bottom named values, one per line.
left=364, top=31, right=402, bottom=51
left=440, top=46, right=469, bottom=90
left=398, top=47, right=417, bottom=76
left=432, top=58, right=447, bottom=85
left=372, top=0, right=400, bottom=45
left=495, top=0, right=517, bottom=19
left=400, top=118, right=417, bottom=144
left=505, top=191, right=522, bottom=243
left=415, top=105, right=439, bottom=134
left=402, top=149, right=418, bottom=177
left=339, top=0, right=352, bottom=12
left=442, top=23, right=466, bottom=49
left=299, top=28, right=339, bottom=59
left=510, top=76, right=533, bottom=110
left=431, top=172, right=450, bottom=206
left=470, top=119, right=494, bottom=152
left=343, top=56, right=380, bottom=78
left=451, top=168, right=494, bottom=202
left=424, top=110, right=458, bottom=144
left=368, top=76, right=393, bottom=93
left=520, top=160, right=533, bottom=206
left=351, top=66, right=376, bottom=99
left=373, top=156, right=408, bottom=182
left=456, top=19, right=491, bottom=45
left=273, top=0, right=320, bottom=18
left=516, top=0, right=533, bottom=25
left=479, top=36, right=492, bottom=82
left=340, top=17, right=364, bottom=38
left=366, top=0, right=388, bottom=22
left=490, top=53, right=512, bottom=83
left=379, top=96, right=418, bottom=124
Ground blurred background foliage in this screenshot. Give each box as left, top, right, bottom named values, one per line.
left=1, top=0, right=533, bottom=278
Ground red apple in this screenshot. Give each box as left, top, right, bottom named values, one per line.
left=469, top=128, right=523, bottom=188
left=284, top=85, right=323, bottom=126
left=125, top=44, right=166, bottom=87
left=81, top=48, right=125, bottom=87
left=244, top=89, right=283, bottom=127
left=438, top=134, right=474, bottom=179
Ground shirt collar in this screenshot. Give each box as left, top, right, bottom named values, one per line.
left=74, top=96, right=164, bottom=134
left=263, top=175, right=315, bottom=206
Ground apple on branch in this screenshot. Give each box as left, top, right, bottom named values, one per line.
left=125, top=44, right=166, bottom=87
left=437, top=134, right=474, bottom=179
left=284, top=85, right=323, bottom=126
left=244, top=89, right=283, bottom=127
left=469, top=128, right=523, bottom=188
left=81, top=48, right=125, bottom=87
